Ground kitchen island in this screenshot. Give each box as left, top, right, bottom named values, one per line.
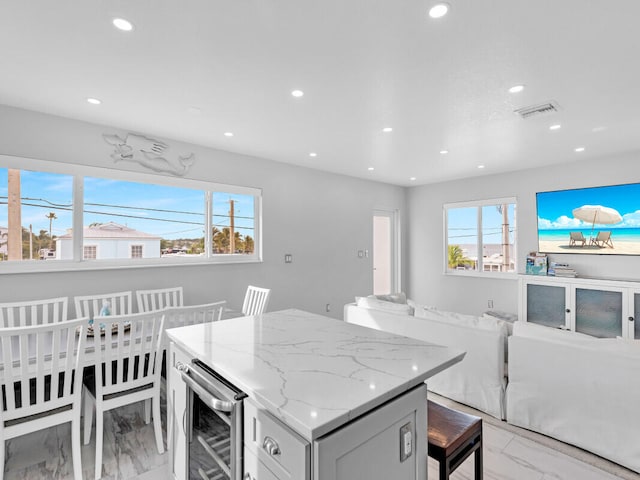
left=167, top=309, right=464, bottom=480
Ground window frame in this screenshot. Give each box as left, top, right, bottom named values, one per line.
left=83, top=245, right=97, bottom=260
left=0, top=154, right=263, bottom=274
left=443, top=196, right=517, bottom=278
left=130, top=244, right=144, bottom=259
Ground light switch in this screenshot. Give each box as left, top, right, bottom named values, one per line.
left=358, top=250, right=364, bottom=258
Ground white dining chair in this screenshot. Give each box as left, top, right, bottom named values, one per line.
left=136, top=286, right=184, bottom=313
left=161, top=300, right=226, bottom=349
left=0, top=317, right=88, bottom=480
left=242, top=285, right=271, bottom=316
left=82, top=311, right=165, bottom=479
left=0, top=296, right=69, bottom=327
left=74, top=291, right=133, bottom=319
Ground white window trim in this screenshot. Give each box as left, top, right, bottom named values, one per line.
left=443, top=196, right=518, bottom=278
left=0, top=154, right=263, bottom=274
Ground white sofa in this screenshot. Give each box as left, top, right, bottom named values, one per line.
left=344, top=300, right=509, bottom=419
left=506, top=321, right=640, bottom=474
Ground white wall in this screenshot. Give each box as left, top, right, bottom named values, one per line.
left=407, top=152, right=640, bottom=315
left=0, top=105, right=405, bottom=318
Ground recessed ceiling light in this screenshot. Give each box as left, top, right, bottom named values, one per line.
left=477, top=165, right=485, bottom=169
left=410, top=177, right=417, bottom=181
left=87, top=97, right=101, bottom=105
left=382, top=127, right=393, bottom=133
left=368, top=167, right=375, bottom=171
left=291, top=90, right=304, bottom=98
left=309, top=152, right=317, bottom=157
left=549, top=124, right=561, bottom=130
left=575, top=147, right=585, bottom=152
left=439, top=149, right=449, bottom=155
left=508, top=85, right=525, bottom=93
left=428, top=3, right=449, bottom=18
left=224, top=132, right=234, bottom=137
left=112, top=18, right=133, bottom=31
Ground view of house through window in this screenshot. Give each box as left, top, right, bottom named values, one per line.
left=82, top=176, right=205, bottom=260
left=0, top=165, right=261, bottom=264
left=445, top=198, right=516, bottom=274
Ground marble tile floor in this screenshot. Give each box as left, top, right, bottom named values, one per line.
left=3, top=399, right=171, bottom=480
left=428, top=393, right=639, bottom=480
left=3, top=391, right=638, bottom=479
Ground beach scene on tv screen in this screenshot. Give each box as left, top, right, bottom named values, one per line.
left=537, top=183, right=640, bottom=255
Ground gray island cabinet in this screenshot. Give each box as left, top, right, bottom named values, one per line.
left=167, top=309, right=464, bottom=480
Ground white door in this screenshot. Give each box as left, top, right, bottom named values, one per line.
left=373, top=210, right=398, bottom=295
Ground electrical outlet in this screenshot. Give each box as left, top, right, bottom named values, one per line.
left=284, top=254, right=293, bottom=263
left=488, top=299, right=494, bottom=309
left=399, top=422, right=412, bottom=462
left=326, top=303, right=331, bottom=312
left=358, top=250, right=364, bottom=258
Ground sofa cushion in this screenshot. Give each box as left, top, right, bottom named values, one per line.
left=355, top=296, right=414, bottom=315
left=512, top=321, right=595, bottom=346
left=415, top=306, right=508, bottom=335
left=482, top=311, right=517, bottom=335
left=371, top=292, right=407, bottom=304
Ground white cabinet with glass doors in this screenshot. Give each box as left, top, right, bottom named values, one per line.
left=519, top=275, right=639, bottom=339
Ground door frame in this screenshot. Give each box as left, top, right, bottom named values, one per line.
left=373, top=209, right=401, bottom=294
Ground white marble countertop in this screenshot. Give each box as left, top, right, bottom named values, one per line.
left=167, top=308, right=464, bottom=440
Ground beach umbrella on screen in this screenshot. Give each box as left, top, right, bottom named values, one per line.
left=572, top=205, right=622, bottom=237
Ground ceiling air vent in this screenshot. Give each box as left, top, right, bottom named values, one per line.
left=514, top=101, right=560, bottom=119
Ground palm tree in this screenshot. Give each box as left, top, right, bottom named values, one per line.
left=0, top=230, right=7, bottom=261
left=46, top=212, right=57, bottom=249
left=244, top=235, right=254, bottom=254
left=448, top=244, right=472, bottom=269
left=213, top=227, right=229, bottom=253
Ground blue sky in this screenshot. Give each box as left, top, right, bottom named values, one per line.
left=447, top=204, right=516, bottom=245
left=537, top=183, right=640, bottom=230
left=1, top=169, right=255, bottom=240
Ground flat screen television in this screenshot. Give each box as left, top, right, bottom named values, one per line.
left=536, top=182, right=640, bottom=255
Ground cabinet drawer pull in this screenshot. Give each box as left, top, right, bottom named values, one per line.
left=629, top=316, right=635, bottom=322
left=263, top=436, right=281, bottom=456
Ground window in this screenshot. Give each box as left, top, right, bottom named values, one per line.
left=0, top=156, right=262, bottom=269
left=83, top=177, right=205, bottom=261
left=445, top=197, right=517, bottom=275
left=131, top=245, right=143, bottom=258
left=0, top=167, right=74, bottom=262
left=212, top=192, right=256, bottom=254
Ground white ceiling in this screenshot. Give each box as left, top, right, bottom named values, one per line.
left=1, top=1, right=639, bottom=186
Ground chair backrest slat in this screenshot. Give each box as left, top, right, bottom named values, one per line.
left=0, top=297, right=69, bottom=327
left=1, top=334, right=15, bottom=411
left=19, top=335, right=29, bottom=409
left=136, top=287, right=184, bottom=313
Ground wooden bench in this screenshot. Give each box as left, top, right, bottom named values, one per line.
left=427, top=400, right=483, bottom=480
